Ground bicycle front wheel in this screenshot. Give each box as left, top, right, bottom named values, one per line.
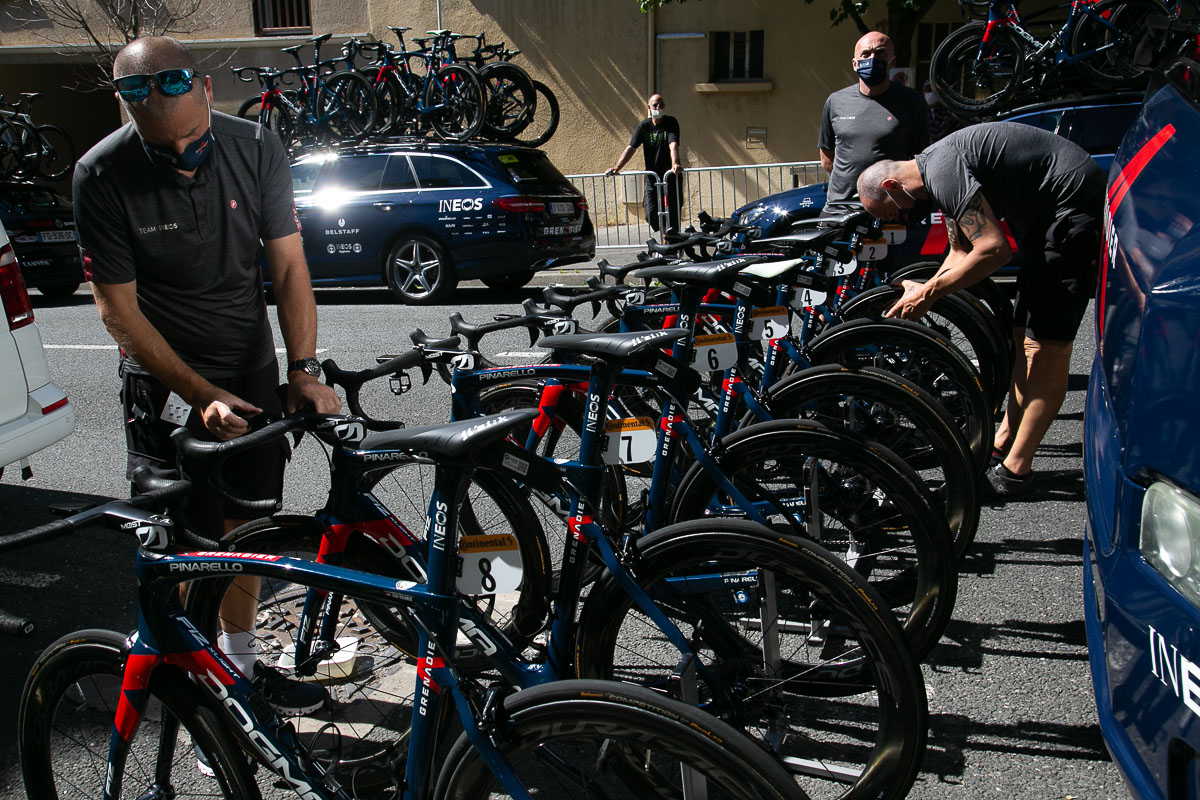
left=435, top=679, right=809, bottom=800
left=319, top=70, right=379, bottom=142
left=33, top=124, right=75, bottom=181
left=576, top=520, right=928, bottom=800
left=510, top=79, right=560, bottom=147
left=478, top=62, right=536, bottom=140
left=237, top=94, right=294, bottom=148
left=19, top=629, right=259, bottom=800
left=930, top=22, right=1025, bottom=118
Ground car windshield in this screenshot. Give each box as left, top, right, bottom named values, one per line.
left=0, top=188, right=71, bottom=215
left=490, top=151, right=569, bottom=190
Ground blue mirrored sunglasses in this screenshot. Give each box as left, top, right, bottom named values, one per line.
left=113, top=68, right=195, bottom=102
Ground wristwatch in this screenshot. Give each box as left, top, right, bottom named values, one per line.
left=288, top=357, right=321, bottom=378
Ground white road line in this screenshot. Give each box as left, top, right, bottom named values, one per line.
left=495, top=351, right=544, bottom=358
left=45, top=346, right=329, bottom=354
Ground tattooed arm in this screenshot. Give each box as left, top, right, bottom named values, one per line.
left=886, top=190, right=1011, bottom=320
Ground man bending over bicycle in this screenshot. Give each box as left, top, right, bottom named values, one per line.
left=73, top=36, right=342, bottom=730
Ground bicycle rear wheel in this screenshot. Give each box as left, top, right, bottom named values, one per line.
left=33, top=124, right=74, bottom=181
left=19, top=629, right=259, bottom=800
left=436, top=679, right=809, bottom=799
left=425, top=64, right=486, bottom=141
left=1071, top=0, right=1170, bottom=87
left=320, top=70, right=379, bottom=142
left=237, top=95, right=294, bottom=148
left=669, top=420, right=958, bottom=661
left=575, top=520, right=928, bottom=800
left=478, top=62, right=536, bottom=140
left=0, top=116, right=39, bottom=179
left=930, top=22, right=1026, bottom=118
left=510, top=80, right=560, bottom=147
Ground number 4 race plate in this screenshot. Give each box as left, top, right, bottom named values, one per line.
left=603, top=417, right=657, bottom=464
left=457, top=534, right=523, bottom=594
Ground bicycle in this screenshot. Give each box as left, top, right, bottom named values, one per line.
left=15, top=413, right=808, bottom=800
left=0, top=92, right=75, bottom=181
left=930, top=0, right=1171, bottom=117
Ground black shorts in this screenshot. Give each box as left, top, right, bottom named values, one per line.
left=121, top=359, right=287, bottom=536
left=1013, top=208, right=1101, bottom=342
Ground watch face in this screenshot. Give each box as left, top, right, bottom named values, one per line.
left=293, top=358, right=320, bottom=377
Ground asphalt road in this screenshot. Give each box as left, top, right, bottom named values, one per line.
left=0, top=273, right=1127, bottom=799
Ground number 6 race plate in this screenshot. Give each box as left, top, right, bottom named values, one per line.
left=457, top=533, right=523, bottom=594
left=603, top=417, right=657, bottom=464
left=690, top=332, right=737, bottom=372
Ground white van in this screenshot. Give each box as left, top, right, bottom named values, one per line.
left=0, top=218, right=74, bottom=478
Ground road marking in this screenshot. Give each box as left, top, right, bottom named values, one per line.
left=45, top=346, right=329, bottom=354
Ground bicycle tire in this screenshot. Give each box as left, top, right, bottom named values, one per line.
left=478, top=62, right=537, bottom=140
left=837, top=285, right=1010, bottom=416
left=364, top=71, right=407, bottom=136
left=887, top=262, right=1015, bottom=353
left=668, top=419, right=957, bottom=661
left=510, top=79, right=560, bottom=147
left=236, top=94, right=294, bottom=148
left=435, top=678, right=810, bottom=800
left=1071, top=0, right=1170, bottom=87
left=930, top=22, right=1026, bottom=118
left=0, top=116, right=39, bottom=179
left=319, top=70, right=379, bottom=142
left=756, top=364, right=980, bottom=558
left=803, top=317, right=995, bottom=471
left=425, top=64, right=486, bottom=141
left=32, top=124, right=74, bottom=181
left=19, top=628, right=260, bottom=800
left=575, top=520, right=927, bottom=800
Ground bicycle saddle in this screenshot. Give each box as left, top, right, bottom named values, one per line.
left=631, top=255, right=766, bottom=289
left=308, top=33, right=333, bottom=44
left=539, top=328, right=689, bottom=361
left=358, top=408, right=539, bottom=461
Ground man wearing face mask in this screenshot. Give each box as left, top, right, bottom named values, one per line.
left=605, top=93, right=683, bottom=233
left=73, top=36, right=341, bottom=724
left=818, top=32, right=928, bottom=212
left=856, top=122, right=1104, bottom=498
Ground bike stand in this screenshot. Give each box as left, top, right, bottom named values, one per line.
left=670, top=653, right=709, bottom=800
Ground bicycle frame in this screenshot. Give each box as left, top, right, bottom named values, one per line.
left=981, top=0, right=1138, bottom=67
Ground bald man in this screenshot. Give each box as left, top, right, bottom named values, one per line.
left=606, top=93, right=683, bottom=233
left=818, top=31, right=929, bottom=211
left=73, top=36, right=339, bottom=718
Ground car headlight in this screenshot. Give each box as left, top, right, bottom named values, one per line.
left=1141, top=481, right=1200, bottom=606
left=740, top=206, right=768, bottom=225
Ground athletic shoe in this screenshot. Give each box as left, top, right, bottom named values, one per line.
left=984, top=463, right=1035, bottom=499
left=989, top=448, right=1007, bottom=468
left=253, top=661, right=327, bottom=714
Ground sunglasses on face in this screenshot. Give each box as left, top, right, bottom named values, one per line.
left=113, top=68, right=196, bottom=102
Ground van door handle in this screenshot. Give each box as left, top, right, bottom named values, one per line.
left=373, top=202, right=395, bottom=212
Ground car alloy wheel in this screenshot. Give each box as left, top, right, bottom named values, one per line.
left=386, top=235, right=456, bottom=305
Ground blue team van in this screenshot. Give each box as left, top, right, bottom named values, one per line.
left=1084, top=61, right=1200, bottom=798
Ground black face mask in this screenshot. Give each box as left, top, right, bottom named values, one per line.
left=855, top=57, right=890, bottom=87
left=142, top=127, right=214, bottom=172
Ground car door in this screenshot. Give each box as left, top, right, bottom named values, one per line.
left=297, top=154, right=389, bottom=283
left=408, top=153, right=493, bottom=253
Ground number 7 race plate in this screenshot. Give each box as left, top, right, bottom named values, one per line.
left=457, top=533, right=523, bottom=594
left=603, top=416, right=657, bottom=464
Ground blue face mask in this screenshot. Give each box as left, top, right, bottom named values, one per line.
left=142, top=127, right=214, bottom=172
left=855, top=57, right=890, bottom=87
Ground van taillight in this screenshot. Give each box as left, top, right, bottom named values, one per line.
left=0, top=243, right=35, bottom=330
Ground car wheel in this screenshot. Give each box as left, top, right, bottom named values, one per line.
left=385, top=236, right=456, bottom=305
left=36, top=282, right=80, bottom=299
left=480, top=273, right=535, bottom=290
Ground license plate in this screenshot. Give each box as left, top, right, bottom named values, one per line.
left=541, top=223, right=582, bottom=236
left=549, top=201, right=574, bottom=216
left=39, top=229, right=76, bottom=243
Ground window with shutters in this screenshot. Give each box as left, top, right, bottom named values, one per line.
left=254, top=0, right=312, bottom=36
left=710, top=30, right=765, bottom=81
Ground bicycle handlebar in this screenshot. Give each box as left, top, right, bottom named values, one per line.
left=322, top=334, right=461, bottom=418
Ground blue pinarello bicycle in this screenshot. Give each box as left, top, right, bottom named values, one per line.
left=13, top=411, right=806, bottom=800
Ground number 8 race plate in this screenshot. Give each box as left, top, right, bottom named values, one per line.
left=457, top=533, right=523, bottom=594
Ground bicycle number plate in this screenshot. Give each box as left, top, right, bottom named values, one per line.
left=858, top=239, right=888, bottom=261
left=603, top=417, right=657, bottom=465
left=457, top=533, right=523, bottom=595
left=39, top=229, right=76, bottom=243
left=690, top=332, right=737, bottom=372
left=791, top=287, right=828, bottom=309
left=549, top=201, right=574, bottom=216
left=882, top=225, right=907, bottom=245
left=749, top=306, right=789, bottom=341
left=826, top=259, right=859, bottom=277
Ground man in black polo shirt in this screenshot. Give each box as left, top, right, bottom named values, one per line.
left=856, top=122, right=1105, bottom=498
left=819, top=31, right=928, bottom=212
left=73, top=36, right=340, bottom=713
left=605, top=93, right=683, bottom=233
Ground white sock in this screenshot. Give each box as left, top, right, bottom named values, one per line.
left=219, top=630, right=258, bottom=678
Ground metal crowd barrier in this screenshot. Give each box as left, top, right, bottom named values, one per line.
left=567, top=161, right=826, bottom=249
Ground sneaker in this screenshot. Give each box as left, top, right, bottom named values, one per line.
left=984, top=463, right=1035, bottom=499
left=989, top=448, right=1007, bottom=468
left=253, top=661, right=327, bottom=714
